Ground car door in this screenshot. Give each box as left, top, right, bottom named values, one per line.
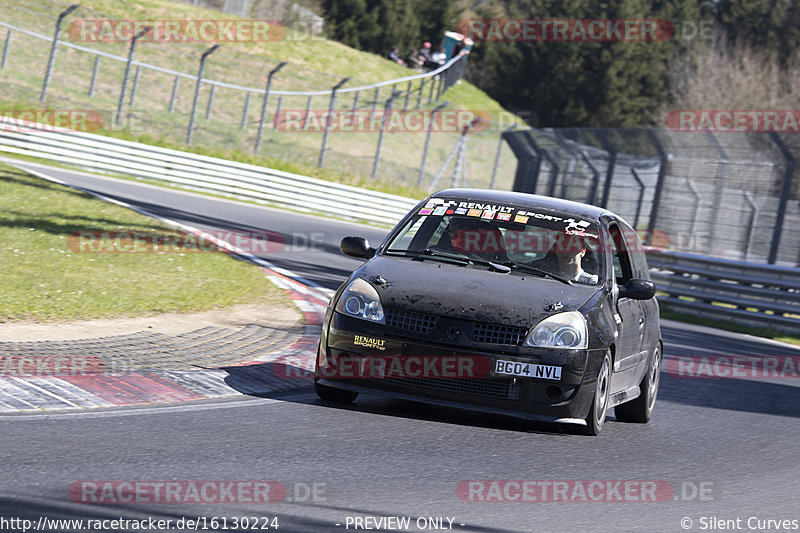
left=606, top=222, right=646, bottom=392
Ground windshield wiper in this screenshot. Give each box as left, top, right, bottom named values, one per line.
left=384, top=249, right=511, bottom=273
left=503, top=261, right=572, bottom=285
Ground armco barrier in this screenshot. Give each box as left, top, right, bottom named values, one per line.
left=0, top=116, right=419, bottom=226
left=2, top=117, right=798, bottom=334
left=648, top=250, right=800, bottom=334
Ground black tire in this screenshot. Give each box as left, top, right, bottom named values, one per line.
left=580, top=351, right=611, bottom=436
left=314, top=381, right=358, bottom=403
left=615, top=344, right=661, bottom=423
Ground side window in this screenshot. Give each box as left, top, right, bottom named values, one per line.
left=608, top=223, right=633, bottom=285
left=620, top=223, right=650, bottom=280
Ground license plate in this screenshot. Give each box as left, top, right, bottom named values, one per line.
left=495, top=359, right=562, bottom=380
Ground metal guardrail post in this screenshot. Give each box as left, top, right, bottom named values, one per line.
left=116, top=26, right=151, bottom=125
left=255, top=61, right=287, bottom=152
left=168, top=77, right=179, bottom=113
left=403, top=81, right=411, bottom=110
left=240, top=93, right=250, bottom=128
left=644, top=128, right=669, bottom=246
left=371, top=90, right=400, bottom=179
left=40, top=4, right=79, bottom=102
left=416, top=78, right=425, bottom=109
left=318, top=77, right=349, bottom=167
left=187, top=44, right=220, bottom=145
left=416, top=102, right=449, bottom=187
left=767, top=131, right=795, bottom=264
left=2, top=30, right=11, bottom=69
left=489, top=124, right=517, bottom=189
left=428, top=75, right=436, bottom=103
left=88, top=56, right=99, bottom=96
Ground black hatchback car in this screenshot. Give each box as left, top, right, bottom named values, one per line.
left=315, top=189, right=662, bottom=435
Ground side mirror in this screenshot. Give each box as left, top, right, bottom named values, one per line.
left=619, top=278, right=656, bottom=300
left=340, top=236, right=375, bottom=259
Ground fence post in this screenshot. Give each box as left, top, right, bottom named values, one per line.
left=168, top=76, right=179, bottom=113
left=254, top=61, right=286, bottom=153
left=350, top=91, right=359, bottom=122
left=41, top=4, right=80, bottom=102
left=644, top=128, right=669, bottom=246
left=302, top=95, right=313, bottom=130
left=273, top=96, right=283, bottom=128
left=88, top=56, right=99, bottom=96
left=705, top=132, right=729, bottom=254
left=417, top=102, right=449, bottom=187
left=240, top=93, right=250, bottom=128
left=580, top=151, right=601, bottom=204
left=205, top=84, right=215, bottom=119
left=743, top=191, right=758, bottom=261
left=489, top=124, right=517, bottom=189
left=187, top=44, right=221, bottom=145
left=767, top=131, right=796, bottom=264
left=371, top=90, right=400, bottom=179
left=2, top=30, right=11, bottom=69
left=403, top=81, right=411, bottom=110
left=129, top=66, right=141, bottom=105
left=116, top=26, right=151, bottom=125
left=595, top=129, right=617, bottom=209
left=371, top=87, right=379, bottom=114
left=428, top=75, right=437, bottom=103
left=318, top=77, right=350, bottom=167
left=417, top=78, right=425, bottom=108
left=630, top=168, right=646, bottom=230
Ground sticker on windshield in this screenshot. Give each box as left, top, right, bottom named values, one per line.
left=467, top=209, right=482, bottom=217
left=481, top=210, right=495, bottom=219
left=419, top=208, right=432, bottom=215
left=433, top=206, right=447, bottom=216
left=454, top=208, right=467, bottom=215
left=497, top=213, right=511, bottom=221
left=514, top=215, right=529, bottom=223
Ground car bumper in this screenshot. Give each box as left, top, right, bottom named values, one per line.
left=316, top=312, right=608, bottom=424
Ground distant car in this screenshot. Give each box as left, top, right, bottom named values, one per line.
left=315, top=189, right=662, bottom=435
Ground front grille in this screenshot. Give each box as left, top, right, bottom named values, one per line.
left=472, top=322, right=526, bottom=345
left=385, top=308, right=438, bottom=334
left=385, top=376, right=520, bottom=400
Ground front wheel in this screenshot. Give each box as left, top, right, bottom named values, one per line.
left=615, top=344, right=661, bottom=423
left=580, top=351, right=611, bottom=436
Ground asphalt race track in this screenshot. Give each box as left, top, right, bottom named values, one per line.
left=1, top=161, right=799, bottom=533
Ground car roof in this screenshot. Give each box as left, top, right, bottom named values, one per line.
left=430, top=188, right=617, bottom=222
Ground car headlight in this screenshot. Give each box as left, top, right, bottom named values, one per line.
left=335, top=278, right=385, bottom=324
left=525, top=311, right=587, bottom=349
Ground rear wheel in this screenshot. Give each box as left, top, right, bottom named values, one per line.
left=580, top=351, right=611, bottom=436
left=615, top=344, right=661, bottom=423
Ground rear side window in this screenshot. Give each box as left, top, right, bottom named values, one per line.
left=620, top=223, right=650, bottom=280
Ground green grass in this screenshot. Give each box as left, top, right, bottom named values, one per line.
left=0, top=0, right=521, bottom=194
left=0, top=163, right=293, bottom=322
left=661, top=309, right=800, bottom=347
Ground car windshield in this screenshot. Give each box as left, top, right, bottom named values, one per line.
left=384, top=199, right=603, bottom=286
